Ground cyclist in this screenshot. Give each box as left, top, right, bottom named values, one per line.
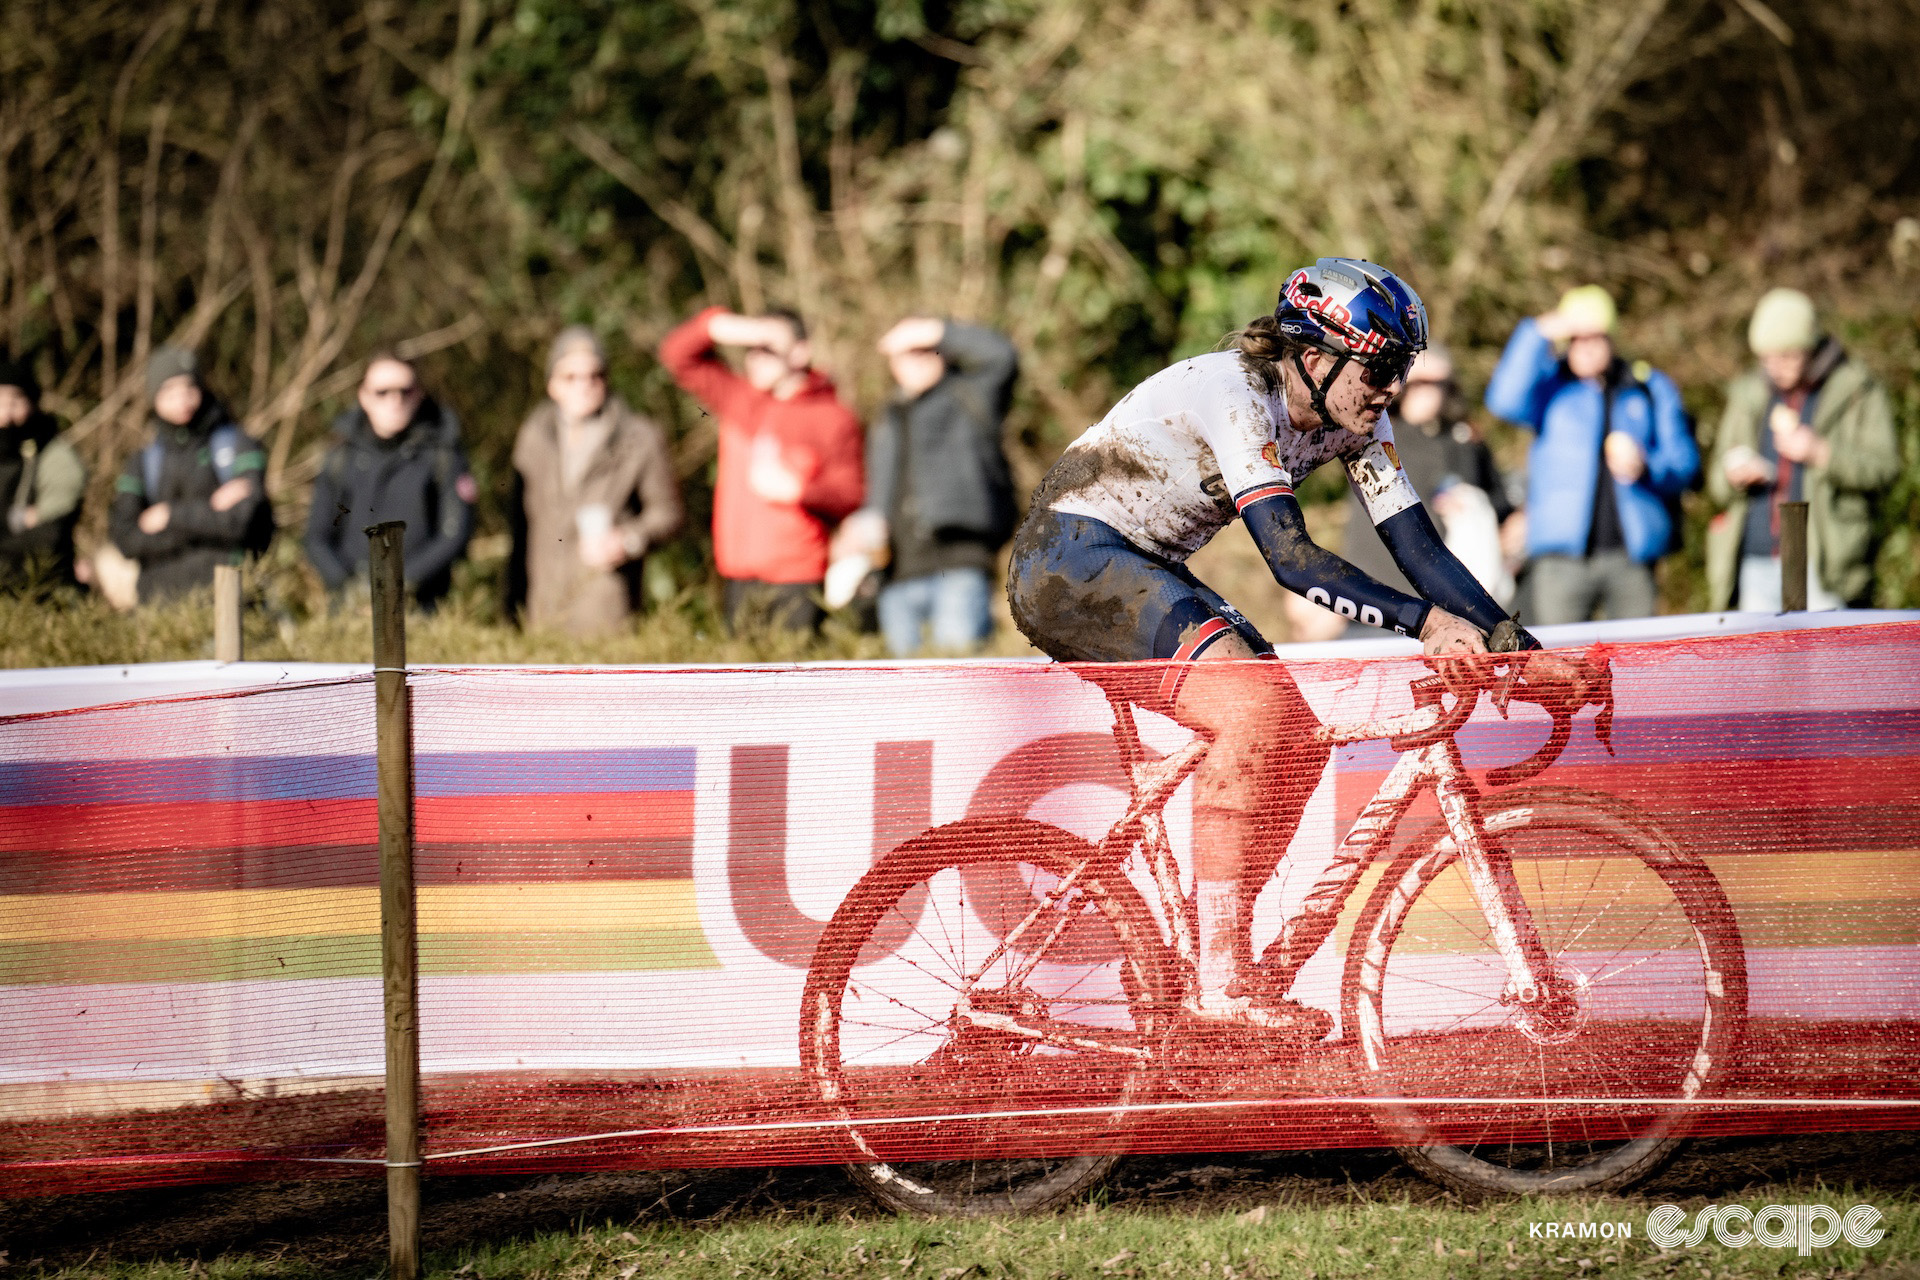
left=1008, top=257, right=1538, bottom=1037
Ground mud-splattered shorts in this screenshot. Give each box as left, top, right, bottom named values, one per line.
left=1007, top=509, right=1274, bottom=704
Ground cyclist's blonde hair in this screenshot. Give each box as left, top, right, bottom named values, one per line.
left=1225, top=314, right=1299, bottom=395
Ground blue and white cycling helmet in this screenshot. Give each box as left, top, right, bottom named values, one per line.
left=1273, top=257, right=1429, bottom=422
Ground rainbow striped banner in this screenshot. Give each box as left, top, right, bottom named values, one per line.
left=0, top=748, right=710, bottom=986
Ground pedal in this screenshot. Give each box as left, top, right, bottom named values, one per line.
left=1179, top=991, right=1333, bottom=1049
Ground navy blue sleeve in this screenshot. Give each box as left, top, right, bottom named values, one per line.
left=1240, top=492, right=1430, bottom=637
left=1375, top=503, right=1511, bottom=634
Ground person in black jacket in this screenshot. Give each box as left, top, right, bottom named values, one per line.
left=109, top=347, right=270, bottom=603
left=848, top=317, right=1018, bottom=655
left=305, top=352, right=474, bottom=608
left=0, top=356, right=87, bottom=592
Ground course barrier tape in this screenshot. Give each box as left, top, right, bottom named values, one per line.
left=2, top=620, right=1917, bottom=1194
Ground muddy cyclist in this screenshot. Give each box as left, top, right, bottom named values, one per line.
left=1007, top=257, right=1541, bottom=1038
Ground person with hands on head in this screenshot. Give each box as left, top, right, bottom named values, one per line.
left=852, top=314, right=1018, bottom=655
left=1705, top=287, right=1900, bottom=612
left=108, top=346, right=269, bottom=603
left=659, top=306, right=863, bottom=634
left=513, top=326, right=683, bottom=636
left=1485, top=285, right=1698, bottom=624
left=305, top=351, right=475, bottom=610
left=1008, top=258, right=1536, bottom=1038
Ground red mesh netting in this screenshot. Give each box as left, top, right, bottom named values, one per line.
left=4, top=621, right=1917, bottom=1196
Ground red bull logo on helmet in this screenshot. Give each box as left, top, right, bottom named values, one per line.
left=1284, top=271, right=1386, bottom=354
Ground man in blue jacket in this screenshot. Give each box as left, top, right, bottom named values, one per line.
left=1486, top=285, right=1698, bottom=624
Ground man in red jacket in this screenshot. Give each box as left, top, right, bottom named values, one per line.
left=660, top=307, right=865, bottom=632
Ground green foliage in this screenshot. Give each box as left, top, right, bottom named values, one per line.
left=3, top=0, right=1919, bottom=666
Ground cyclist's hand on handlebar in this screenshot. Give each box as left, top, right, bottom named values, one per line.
left=1420, top=608, right=1486, bottom=657
left=1487, top=618, right=1542, bottom=653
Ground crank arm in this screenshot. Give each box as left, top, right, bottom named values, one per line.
left=954, top=1004, right=1152, bottom=1061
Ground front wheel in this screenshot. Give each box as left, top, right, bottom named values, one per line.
left=800, top=817, right=1171, bottom=1216
left=1343, top=787, right=1748, bottom=1195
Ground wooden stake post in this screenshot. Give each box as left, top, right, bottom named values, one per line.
left=368, top=522, right=421, bottom=1280
left=1780, top=501, right=1810, bottom=613
left=213, top=565, right=242, bottom=663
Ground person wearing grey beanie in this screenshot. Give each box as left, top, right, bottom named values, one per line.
left=108, top=348, right=273, bottom=602
left=144, top=345, right=200, bottom=398
left=545, top=326, right=607, bottom=380
left=511, top=324, right=683, bottom=635
left=1704, top=289, right=1900, bottom=611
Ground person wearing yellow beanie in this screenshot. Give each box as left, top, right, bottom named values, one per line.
left=1704, top=290, right=1899, bottom=611
left=1485, top=286, right=1699, bottom=623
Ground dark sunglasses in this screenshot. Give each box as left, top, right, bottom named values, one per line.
left=365, top=383, right=420, bottom=399
left=1357, top=351, right=1416, bottom=390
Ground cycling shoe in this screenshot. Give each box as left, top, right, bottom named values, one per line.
left=1181, top=990, right=1333, bottom=1040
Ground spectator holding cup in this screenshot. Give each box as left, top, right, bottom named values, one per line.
left=513, top=326, right=683, bottom=635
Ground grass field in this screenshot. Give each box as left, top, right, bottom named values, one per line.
left=0, top=541, right=1057, bottom=670
left=5, top=1138, right=1917, bottom=1280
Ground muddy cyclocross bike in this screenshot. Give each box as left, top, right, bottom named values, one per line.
left=799, top=651, right=1748, bottom=1216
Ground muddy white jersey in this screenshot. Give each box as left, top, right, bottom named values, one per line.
left=1043, top=351, right=1423, bottom=561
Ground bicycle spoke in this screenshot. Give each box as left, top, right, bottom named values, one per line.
left=1353, top=796, right=1744, bottom=1195
left=1553, top=863, right=1644, bottom=955
left=841, top=1020, right=952, bottom=1063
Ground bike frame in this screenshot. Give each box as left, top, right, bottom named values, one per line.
left=959, top=675, right=1562, bottom=1052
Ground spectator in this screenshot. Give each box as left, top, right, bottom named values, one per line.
left=659, top=307, right=862, bottom=633
left=305, top=352, right=475, bottom=609
left=1486, top=285, right=1697, bottom=624
left=108, top=347, right=270, bottom=603
left=1337, top=344, right=1516, bottom=634
left=1705, top=288, right=1901, bottom=612
left=513, top=326, right=683, bottom=635
left=0, top=356, right=86, bottom=591
left=845, top=316, right=1018, bottom=656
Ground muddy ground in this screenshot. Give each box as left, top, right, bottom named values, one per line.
left=4, top=1131, right=1917, bottom=1272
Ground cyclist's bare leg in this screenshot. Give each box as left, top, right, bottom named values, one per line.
left=1170, top=633, right=1332, bottom=1034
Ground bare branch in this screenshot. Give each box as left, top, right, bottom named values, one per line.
left=760, top=41, right=819, bottom=318
left=130, top=99, right=172, bottom=383
left=99, top=8, right=185, bottom=391
left=565, top=123, right=736, bottom=273
left=1445, top=0, right=1674, bottom=299
left=1730, top=0, right=1793, bottom=46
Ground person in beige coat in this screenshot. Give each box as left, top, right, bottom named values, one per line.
left=513, top=327, right=683, bottom=635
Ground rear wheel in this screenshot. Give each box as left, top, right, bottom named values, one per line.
left=800, top=818, right=1170, bottom=1215
left=1343, top=788, right=1747, bottom=1194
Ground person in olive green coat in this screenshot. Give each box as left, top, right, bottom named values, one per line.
left=1705, top=289, right=1901, bottom=611
left=0, top=356, right=87, bottom=590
